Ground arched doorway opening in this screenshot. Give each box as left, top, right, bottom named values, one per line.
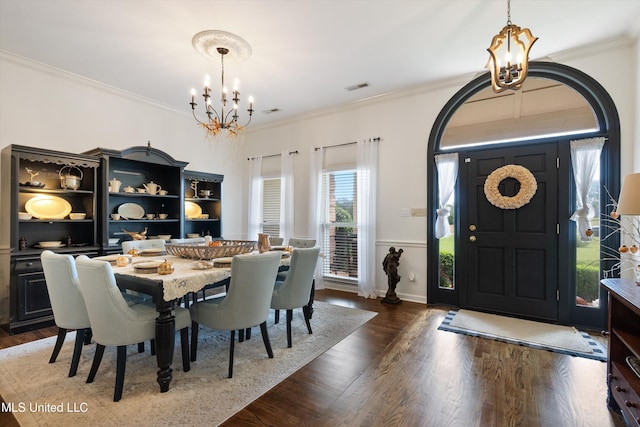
left=427, top=62, right=621, bottom=328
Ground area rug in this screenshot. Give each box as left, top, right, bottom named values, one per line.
left=0, top=302, right=376, bottom=426
left=438, top=309, right=606, bottom=361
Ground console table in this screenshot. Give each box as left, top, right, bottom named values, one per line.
left=601, top=278, right=640, bottom=425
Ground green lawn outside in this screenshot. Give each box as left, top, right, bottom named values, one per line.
left=438, top=234, right=600, bottom=265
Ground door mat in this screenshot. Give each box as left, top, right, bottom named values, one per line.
left=438, top=309, right=606, bottom=361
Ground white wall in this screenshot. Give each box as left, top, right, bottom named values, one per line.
left=0, top=38, right=637, bottom=305
left=0, top=51, right=247, bottom=240
left=241, top=38, right=639, bottom=303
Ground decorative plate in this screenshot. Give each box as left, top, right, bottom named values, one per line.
left=132, top=260, right=163, bottom=274
left=25, top=195, right=72, bottom=219
left=20, top=182, right=46, bottom=188
left=213, top=257, right=233, bottom=268
left=118, top=203, right=145, bottom=219
left=94, top=254, right=132, bottom=265
left=139, top=248, right=166, bottom=256
left=185, top=201, right=203, bottom=219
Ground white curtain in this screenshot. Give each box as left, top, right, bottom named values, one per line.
left=310, top=146, right=324, bottom=289
left=570, top=137, right=605, bottom=241
left=357, top=138, right=378, bottom=299
left=434, top=153, right=459, bottom=239
left=280, top=151, right=295, bottom=243
left=247, top=156, right=263, bottom=241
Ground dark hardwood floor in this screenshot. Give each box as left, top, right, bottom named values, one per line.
left=0, top=289, right=625, bottom=426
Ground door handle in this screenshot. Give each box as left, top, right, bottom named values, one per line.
left=469, top=235, right=477, bottom=242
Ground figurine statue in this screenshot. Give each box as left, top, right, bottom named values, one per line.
left=190, top=179, right=199, bottom=198
left=382, top=246, right=403, bottom=304
left=25, top=168, right=40, bottom=182
left=122, top=227, right=148, bottom=240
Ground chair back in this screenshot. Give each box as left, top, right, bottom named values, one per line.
left=41, top=250, right=90, bottom=330
left=288, top=237, right=316, bottom=248
left=121, top=238, right=166, bottom=254
left=75, top=256, right=155, bottom=346
left=214, top=252, right=281, bottom=330
left=273, top=247, right=320, bottom=309
left=269, top=236, right=284, bottom=246
left=170, top=237, right=205, bottom=244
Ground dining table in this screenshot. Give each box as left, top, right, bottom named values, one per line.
left=108, top=251, right=292, bottom=393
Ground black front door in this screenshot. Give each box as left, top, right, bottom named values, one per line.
left=460, top=143, right=559, bottom=321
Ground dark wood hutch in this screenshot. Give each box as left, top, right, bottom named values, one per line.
left=0, top=143, right=223, bottom=333
left=0, top=145, right=101, bottom=333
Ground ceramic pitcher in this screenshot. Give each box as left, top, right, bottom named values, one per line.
left=108, top=178, right=122, bottom=192
left=143, top=181, right=161, bottom=195
left=257, top=233, right=271, bottom=253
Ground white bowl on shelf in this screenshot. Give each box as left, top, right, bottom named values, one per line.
left=157, top=234, right=171, bottom=241
left=69, top=213, right=87, bottom=220
left=108, top=238, right=119, bottom=246
left=18, top=212, right=32, bottom=220
left=186, top=233, right=200, bottom=238
left=38, top=241, right=63, bottom=248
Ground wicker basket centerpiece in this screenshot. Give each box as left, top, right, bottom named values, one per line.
left=165, top=240, right=257, bottom=260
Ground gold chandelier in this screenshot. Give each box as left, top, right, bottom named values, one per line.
left=486, top=0, right=538, bottom=93
left=190, top=30, right=254, bottom=138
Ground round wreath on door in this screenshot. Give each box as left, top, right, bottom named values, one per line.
left=483, top=164, right=538, bottom=209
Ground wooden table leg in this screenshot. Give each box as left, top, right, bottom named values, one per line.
left=155, top=299, right=175, bottom=393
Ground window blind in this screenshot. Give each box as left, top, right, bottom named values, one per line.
left=261, top=177, right=281, bottom=236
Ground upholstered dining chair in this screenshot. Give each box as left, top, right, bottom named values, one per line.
left=40, top=250, right=92, bottom=378
left=275, top=237, right=318, bottom=323
left=269, top=236, right=284, bottom=246
left=276, top=237, right=316, bottom=282
left=189, top=251, right=281, bottom=378
left=270, top=247, right=320, bottom=347
left=169, top=237, right=206, bottom=244
left=75, top=255, right=191, bottom=402
left=121, top=238, right=166, bottom=254
left=287, top=237, right=316, bottom=248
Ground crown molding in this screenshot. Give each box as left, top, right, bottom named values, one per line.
left=0, top=49, right=188, bottom=116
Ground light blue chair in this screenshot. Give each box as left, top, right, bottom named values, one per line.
left=269, top=236, right=284, bottom=246
left=75, top=255, right=191, bottom=401
left=189, top=252, right=281, bottom=378
left=121, top=238, right=166, bottom=254
left=270, top=247, right=320, bottom=347
left=41, top=250, right=91, bottom=377
left=274, top=238, right=317, bottom=323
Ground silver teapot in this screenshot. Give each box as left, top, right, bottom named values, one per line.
left=59, top=166, right=83, bottom=190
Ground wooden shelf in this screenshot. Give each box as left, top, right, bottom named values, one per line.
left=602, top=278, right=640, bottom=425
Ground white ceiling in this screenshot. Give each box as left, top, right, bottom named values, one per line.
left=1, top=0, right=639, bottom=128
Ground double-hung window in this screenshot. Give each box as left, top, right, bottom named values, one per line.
left=320, top=168, right=358, bottom=281
left=261, top=177, right=281, bottom=236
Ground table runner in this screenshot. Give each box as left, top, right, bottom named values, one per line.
left=112, top=252, right=290, bottom=301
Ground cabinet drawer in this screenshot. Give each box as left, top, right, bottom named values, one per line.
left=611, top=364, right=640, bottom=425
